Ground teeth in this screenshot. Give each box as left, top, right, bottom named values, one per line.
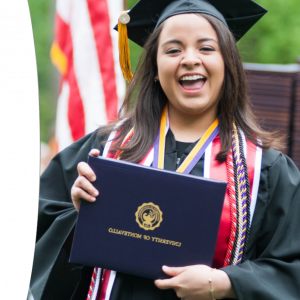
left=180, top=75, right=205, bottom=81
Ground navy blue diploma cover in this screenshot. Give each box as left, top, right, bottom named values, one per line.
left=70, top=155, right=227, bottom=279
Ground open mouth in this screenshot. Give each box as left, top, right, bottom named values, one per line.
left=179, top=74, right=207, bottom=91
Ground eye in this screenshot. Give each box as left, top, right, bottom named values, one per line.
left=166, top=49, right=181, bottom=54
left=200, top=47, right=215, bottom=52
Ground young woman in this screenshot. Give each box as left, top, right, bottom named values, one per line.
left=30, top=1, right=300, bottom=300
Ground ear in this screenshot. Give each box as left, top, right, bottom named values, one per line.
left=154, top=75, right=159, bottom=82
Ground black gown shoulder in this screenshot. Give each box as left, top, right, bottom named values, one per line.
left=30, top=130, right=106, bottom=300
left=223, top=148, right=300, bottom=299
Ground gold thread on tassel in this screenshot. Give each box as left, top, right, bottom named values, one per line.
left=118, top=11, right=133, bottom=82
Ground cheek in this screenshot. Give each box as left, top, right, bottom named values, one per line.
left=158, top=67, right=173, bottom=86
left=157, top=57, right=179, bottom=81
left=209, top=59, right=225, bottom=86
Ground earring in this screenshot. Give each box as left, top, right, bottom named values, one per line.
left=154, top=79, right=158, bottom=82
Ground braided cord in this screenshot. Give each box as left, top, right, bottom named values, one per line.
left=231, top=122, right=250, bottom=264
left=231, top=129, right=243, bottom=265
left=223, top=150, right=237, bottom=266
left=113, top=127, right=134, bottom=159
left=86, top=267, right=98, bottom=300
left=230, top=154, right=240, bottom=265
left=237, top=130, right=251, bottom=262
left=232, top=124, right=244, bottom=264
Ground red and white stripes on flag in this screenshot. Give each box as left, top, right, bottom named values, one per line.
left=51, top=0, right=125, bottom=151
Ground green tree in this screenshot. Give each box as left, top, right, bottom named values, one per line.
left=238, top=0, right=300, bottom=63
left=28, top=0, right=57, bottom=143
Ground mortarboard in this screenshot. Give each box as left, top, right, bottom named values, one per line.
left=115, top=0, right=267, bottom=81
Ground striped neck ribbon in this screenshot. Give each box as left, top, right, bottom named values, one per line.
left=153, top=105, right=220, bottom=174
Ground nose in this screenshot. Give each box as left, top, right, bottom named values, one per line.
left=181, top=49, right=201, bottom=68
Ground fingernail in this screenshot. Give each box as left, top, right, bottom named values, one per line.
left=94, top=191, right=99, bottom=196
left=91, top=176, right=96, bottom=181
left=91, top=197, right=96, bottom=201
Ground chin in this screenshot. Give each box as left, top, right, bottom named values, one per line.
left=177, top=100, right=210, bottom=115
left=177, top=106, right=207, bottom=117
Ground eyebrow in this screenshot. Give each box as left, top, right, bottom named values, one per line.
left=161, top=38, right=218, bottom=47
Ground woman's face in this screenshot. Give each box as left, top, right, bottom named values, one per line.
left=157, top=14, right=225, bottom=118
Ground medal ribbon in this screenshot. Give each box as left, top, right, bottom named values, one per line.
left=153, top=105, right=220, bottom=174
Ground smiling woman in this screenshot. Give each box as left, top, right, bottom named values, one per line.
left=30, top=1, right=300, bottom=300
left=101, top=9, right=279, bottom=164
left=156, top=14, right=225, bottom=142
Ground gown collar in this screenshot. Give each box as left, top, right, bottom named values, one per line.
left=165, top=128, right=202, bottom=157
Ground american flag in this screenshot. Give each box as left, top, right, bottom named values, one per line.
left=51, top=0, right=125, bottom=151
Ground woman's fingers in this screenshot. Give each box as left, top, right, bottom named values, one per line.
left=77, top=161, right=96, bottom=182
left=77, top=149, right=100, bottom=180
left=154, top=277, right=176, bottom=290
left=71, top=176, right=98, bottom=212
left=156, top=265, right=220, bottom=299
left=76, top=175, right=99, bottom=198
left=155, top=266, right=186, bottom=290
left=72, top=157, right=100, bottom=211
left=162, top=265, right=186, bottom=277
left=89, top=148, right=100, bottom=157
left=71, top=185, right=96, bottom=202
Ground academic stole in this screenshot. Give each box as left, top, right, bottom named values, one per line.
left=86, top=106, right=262, bottom=300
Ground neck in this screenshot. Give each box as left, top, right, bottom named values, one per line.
left=168, top=105, right=218, bottom=143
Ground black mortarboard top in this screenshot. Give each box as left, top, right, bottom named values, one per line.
left=115, top=0, right=267, bottom=81
left=117, top=0, right=267, bottom=46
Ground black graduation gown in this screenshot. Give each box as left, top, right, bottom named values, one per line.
left=30, top=130, right=300, bottom=300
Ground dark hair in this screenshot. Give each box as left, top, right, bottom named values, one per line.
left=98, top=13, right=284, bottom=162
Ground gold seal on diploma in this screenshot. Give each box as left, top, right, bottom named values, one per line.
left=135, top=203, right=163, bottom=230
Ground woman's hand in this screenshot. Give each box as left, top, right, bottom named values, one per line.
left=71, top=149, right=100, bottom=211
left=154, top=265, right=236, bottom=299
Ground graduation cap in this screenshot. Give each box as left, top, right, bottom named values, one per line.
left=116, top=0, right=267, bottom=81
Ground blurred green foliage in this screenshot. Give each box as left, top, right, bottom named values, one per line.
left=28, top=0, right=57, bottom=143
left=30, top=0, right=299, bottom=143
left=128, top=0, right=143, bottom=72
left=237, top=0, right=300, bottom=63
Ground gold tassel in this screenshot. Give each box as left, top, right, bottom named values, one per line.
left=118, top=12, right=133, bottom=82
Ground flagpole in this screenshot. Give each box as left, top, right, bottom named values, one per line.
left=123, top=0, right=127, bottom=10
